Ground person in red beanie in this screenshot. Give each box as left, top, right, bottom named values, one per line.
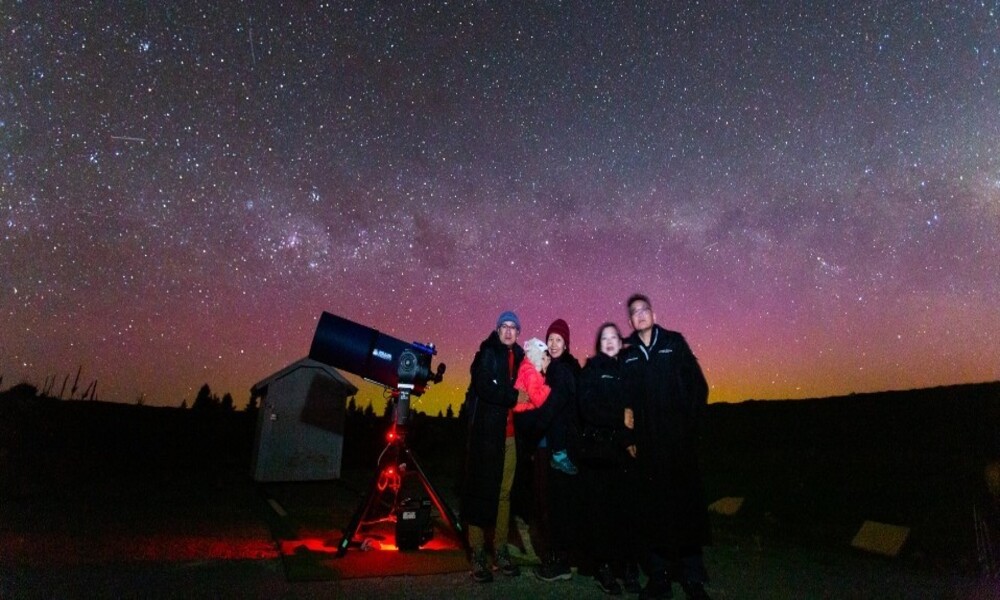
left=521, top=317, right=582, bottom=582
left=543, top=318, right=580, bottom=475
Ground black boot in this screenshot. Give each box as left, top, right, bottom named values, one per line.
left=595, top=563, right=623, bottom=595
left=622, top=562, right=642, bottom=593
left=494, top=546, right=520, bottom=577
left=639, top=571, right=673, bottom=599
left=680, top=581, right=711, bottom=600
left=470, top=547, right=493, bottom=583
left=534, top=552, right=572, bottom=581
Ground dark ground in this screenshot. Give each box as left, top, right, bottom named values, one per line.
left=1, top=383, right=999, bottom=599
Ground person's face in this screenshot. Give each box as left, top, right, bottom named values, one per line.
left=547, top=333, right=565, bottom=359
left=540, top=352, right=552, bottom=373
left=628, top=300, right=655, bottom=333
left=498, top=321, right=519, bottom=347
left=599, top=326, right=623, bottom=357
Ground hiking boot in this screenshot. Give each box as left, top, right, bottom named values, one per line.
left=680, top=581, right=711, bottom=599
left=470, top=548, right=493, bottom=583
left=534, top=555, right=572, bottom=581
left=623, top=562, right=642, bottom=593
left=550, top=450, right=578, bottom=475
left=494, top=546, right=520, bottom=576
left=595, top=563, right=623, bottom=595
left=639, top=575, right=673, bottom=599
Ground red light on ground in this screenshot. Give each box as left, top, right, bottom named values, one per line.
left=390, top=535, right=455, bottom=552
left=3, top=532, right=279, bottom=566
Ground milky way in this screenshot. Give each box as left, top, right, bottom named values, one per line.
left=2, top=3, right=998, bottom=414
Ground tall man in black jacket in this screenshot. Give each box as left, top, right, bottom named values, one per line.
left=621, top=293, right=712, bottom=600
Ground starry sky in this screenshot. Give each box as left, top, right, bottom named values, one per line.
left=2, top=2, right=999, bottom=415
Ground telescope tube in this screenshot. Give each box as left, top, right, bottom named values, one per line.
left=308, top=312, right=415, bottom=390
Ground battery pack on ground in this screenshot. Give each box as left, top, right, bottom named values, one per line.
left=395, top=497, right=433, bottom=550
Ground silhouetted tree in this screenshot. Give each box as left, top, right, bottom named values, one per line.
left=363, top=401, right=375, bottom=417
left=446, top=404, right=454, bottom=419
left=192, top=384, right=218, bottom=411
left=180, top=399, right=188, bottom=409
left=347, top=396, right=357, bottom=414
left=221, top=392, right=234, bottom=412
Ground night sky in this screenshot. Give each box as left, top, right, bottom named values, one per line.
left=3, top=2, right=998, bottom=414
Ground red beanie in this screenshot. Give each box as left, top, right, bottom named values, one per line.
left=546, top=318, right=571, bottom=351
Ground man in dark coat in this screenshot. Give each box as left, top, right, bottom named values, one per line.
left=621, top=293, right=712, bottom=600
left=461, top=310, right=525, bottom=583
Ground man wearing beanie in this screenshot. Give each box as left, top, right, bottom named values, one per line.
left=461, top=310, right=525, bottom=583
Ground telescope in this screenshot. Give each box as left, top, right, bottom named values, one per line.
left=307, top=311, right=463, bottom=555
left=308, top=312, right=445, bottom=421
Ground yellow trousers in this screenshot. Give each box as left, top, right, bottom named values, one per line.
left=469, top=436, right=517, bottom=552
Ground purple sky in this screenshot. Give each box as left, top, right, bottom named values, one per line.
left=3, top=3, right=998, bottom=415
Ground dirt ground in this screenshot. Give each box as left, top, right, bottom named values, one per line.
left=2, top=540, right=997, bottom=599
left=1, top=467, right=996, bottom=600
left=2, top=397, right=999, bottom=599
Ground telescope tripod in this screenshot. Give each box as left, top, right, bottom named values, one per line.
left=335, top=387, right=467, bottom=557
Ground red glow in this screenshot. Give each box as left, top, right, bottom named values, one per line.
left=282, top=531, right=460, bottom=554
left=376, top=466, right=402, bottom=493
left=0, top=532, right=278, bottom=567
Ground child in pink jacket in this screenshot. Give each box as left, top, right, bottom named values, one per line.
left=514, top=338, right=550, bottom=412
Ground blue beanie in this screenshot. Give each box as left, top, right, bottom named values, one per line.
left=496, top=310, right=521, bottom=331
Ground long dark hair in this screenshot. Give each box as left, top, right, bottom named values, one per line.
left=593, top=322, right=623, bottom=356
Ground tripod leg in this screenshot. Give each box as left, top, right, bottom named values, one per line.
left=402, top=446, right=470, bottom=553
left=335, top=444, right=400, bottom=557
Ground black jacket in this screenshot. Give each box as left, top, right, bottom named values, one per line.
left=461, top=331, right=524, bottom=527
left=621, top=324, right=710, bottom=549
left=578, top=352, right=634, bottom=452
left=558, top=350, right=582, bottom=380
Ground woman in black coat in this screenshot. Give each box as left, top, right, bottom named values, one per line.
left=512, top=320, right=580, bottom=582
left=576, top=322, right=641, bottom=594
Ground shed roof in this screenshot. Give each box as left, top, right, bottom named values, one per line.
left=250, top=357, right=358, bottom=397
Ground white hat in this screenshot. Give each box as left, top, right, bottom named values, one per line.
left=522, top=338, right=548, bottom=371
